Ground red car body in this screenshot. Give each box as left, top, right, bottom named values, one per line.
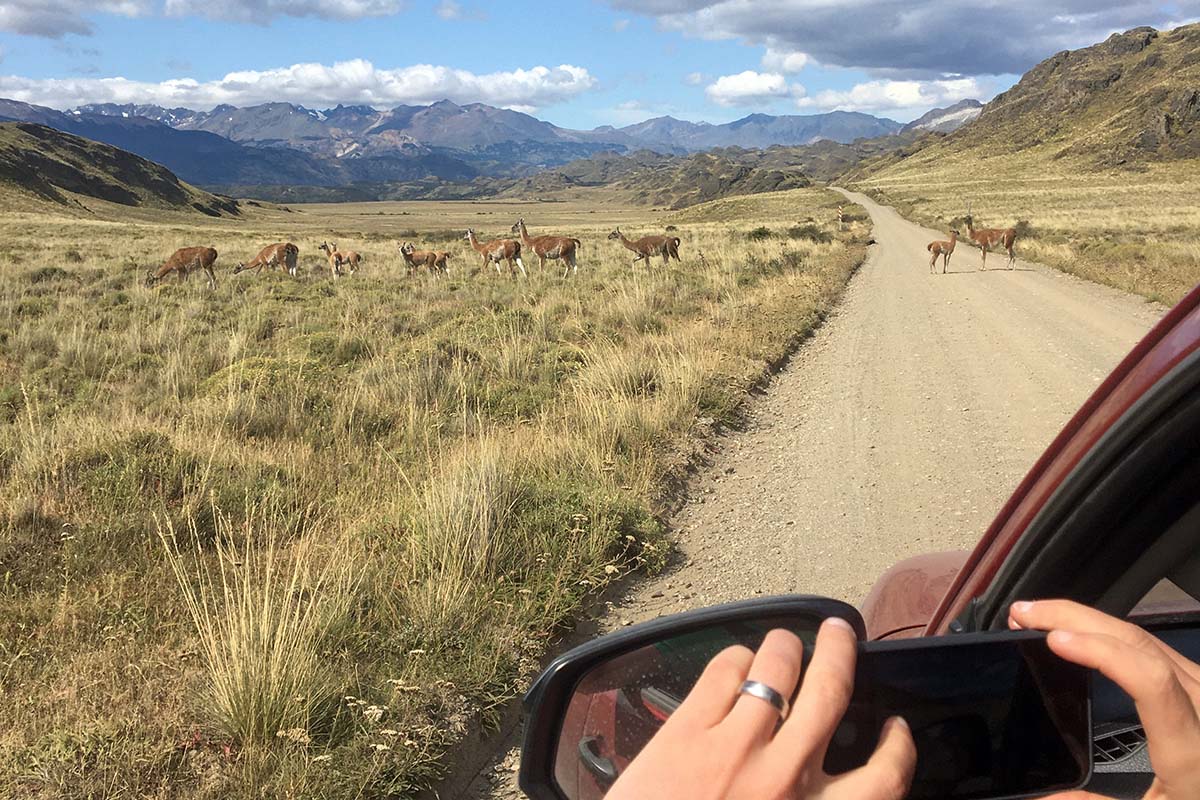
left=863, top=282, right=1200, bottom=640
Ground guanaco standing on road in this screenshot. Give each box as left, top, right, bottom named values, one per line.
left=465, top=229, right=526, bottom=277
left=607, top=228, right=681, bottom=266
left=318, top=241, right=362, bottom=278
left=234, top=242, right=299, bottom=277
left=146, top=246, right=218, bottom=289
left=964, top=202, right=1017, bottom=269
left=511, top=218, right=581, bottom=277
left=927, top=230, right=958, bottom=274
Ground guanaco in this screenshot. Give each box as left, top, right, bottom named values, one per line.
left=465, top=229, right=525, bottom=277
left=146, top=246, right=218, bottom=289
left=398, top=241, right=446, bottom=277
left=927, top=230, right=958, bottom=274
left=511, top=218, right=581, bottom=277
left=607, top=228, right=681, bottom=266
left=318, top=241, right=362, bottom=278
left=234, top=242, right=299, bottom=277
left=964, top=203, right=1017, bottom=269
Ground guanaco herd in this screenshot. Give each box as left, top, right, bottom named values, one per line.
left=925, top=202, right=1018, bottom=274
left=145, top=219, right=684, bottom=289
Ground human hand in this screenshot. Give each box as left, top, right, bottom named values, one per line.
left=607, top=618, right=916, bottom=800
left=1009, top=599, right=1200, bottom=800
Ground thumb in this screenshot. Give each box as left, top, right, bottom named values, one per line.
left=822, top=716, right=916, bottom=800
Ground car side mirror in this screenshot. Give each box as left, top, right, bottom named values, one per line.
left=518, top=595, right=864, bottom=800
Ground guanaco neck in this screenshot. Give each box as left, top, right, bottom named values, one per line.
left=516, top=221, right=534, bottom=247
left=616, top=232, right=641, bottom=253
left=467, top=231, right=486, bottom=254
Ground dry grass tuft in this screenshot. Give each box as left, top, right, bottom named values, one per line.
left=159, top=510, right=359, bottom=747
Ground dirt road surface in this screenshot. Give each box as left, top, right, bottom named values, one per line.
left=453, top=189, right=1166, bottom=798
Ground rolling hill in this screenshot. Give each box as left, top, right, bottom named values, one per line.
left=0, top=122, right=237, bottom=216
left=499, top=147, right=811, bottom=209
left=869, top=25, right=1200, bottom=169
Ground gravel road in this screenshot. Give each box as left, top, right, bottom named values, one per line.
left=451, top=188, right=1166, bottom=799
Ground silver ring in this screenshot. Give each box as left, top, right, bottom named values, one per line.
left=738, top=680, right=790, bottom=719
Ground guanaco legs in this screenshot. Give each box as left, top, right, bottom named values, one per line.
left=234, top=242, right=299, bottom=277
left=964, top=202, right=1017, bottom=269
left=318, top=241, right=362, bottom=278
left=607, top=228, right=681, bottom=266
left=927, top=230, right=958, bottom=274
left=511, top=218, right=581, bottom=277
left=146, top=246, right=218, bottom=289
left=398, top=242, right=449, bottom=277
left=465, top=229, right=525, bottom=277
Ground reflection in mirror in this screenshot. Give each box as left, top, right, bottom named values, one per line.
left=552, top=616, right=821, bottom=800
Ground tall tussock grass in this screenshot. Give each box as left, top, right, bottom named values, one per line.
left=400, top=432, right=524, bottom=637
left=158, top=509, right=360, bottom=747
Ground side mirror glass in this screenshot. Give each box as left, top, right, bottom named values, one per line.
left=519, top=596, right=865, bottom=800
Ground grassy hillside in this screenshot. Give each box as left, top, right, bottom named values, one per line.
left=851, top=24, right=1200, bottom=304
left=501, top=148, right=811, bottom=209
left=0, top=122, right=238, bottom=218
left=0, top=189, right=864, bottom=798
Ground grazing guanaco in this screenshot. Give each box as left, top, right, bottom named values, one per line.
left=927, top=230, right=958, bottom=274
left=398, top=241, right=446, bottom=277
left=511, top=218, right=581, bottom=277
left=146, top=246, right=218, bottom=289
left=964, top=202, right=1017, bottom=269
left=607, top=228, right=681, bottom=266
left=433, top=251, right=452, bottom=274
left=465, top=229, right=526, bottom=277
left=318, top=241, right=362, bottom=278
left=234, top=242, right=299, bottom=277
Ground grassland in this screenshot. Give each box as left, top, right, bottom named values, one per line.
left=852, top=148, right=1200, bottom=305
left=0, top=187, right=866, bottom=798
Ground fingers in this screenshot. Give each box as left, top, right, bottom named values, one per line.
left=822, top=716, right=916, bottom=800
left=771, top=617, right=858, bottom=764
left=1011, top=599, right=1200, bottom=687
left=1047, top=629, right=1200, bottom=779
left=725, top=629, right=805, bottom=741
left=670, top=644, right=754, bottom=729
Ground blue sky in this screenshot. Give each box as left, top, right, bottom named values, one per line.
left=0, top=1, right=1195, bottom=128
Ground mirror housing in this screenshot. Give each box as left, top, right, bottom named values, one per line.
left=518, top=595, right=864, bottom=800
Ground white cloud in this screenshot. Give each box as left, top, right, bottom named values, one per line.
left=704, top=70, right=802, bottom=106
left=612, top=17, right=630, bottom=30
left=608, top=0, right=1200, bottom=77
left=761, top=46, right=808, bottom=73
left=0, top=0, right=151, bottom=37
left=797, top=77, right=984, bottom=116
left=0, top=0, right=403, bottom=35
left=0, top=59, right=598, bottom=111
left=434, top=0, right=485, bottom=20
left=684, top=71, right=707, bottom=86
left=162, top=0, right=403, bottom=22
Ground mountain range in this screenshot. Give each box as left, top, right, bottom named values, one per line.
left=0, top=97, right=909, bottom=197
